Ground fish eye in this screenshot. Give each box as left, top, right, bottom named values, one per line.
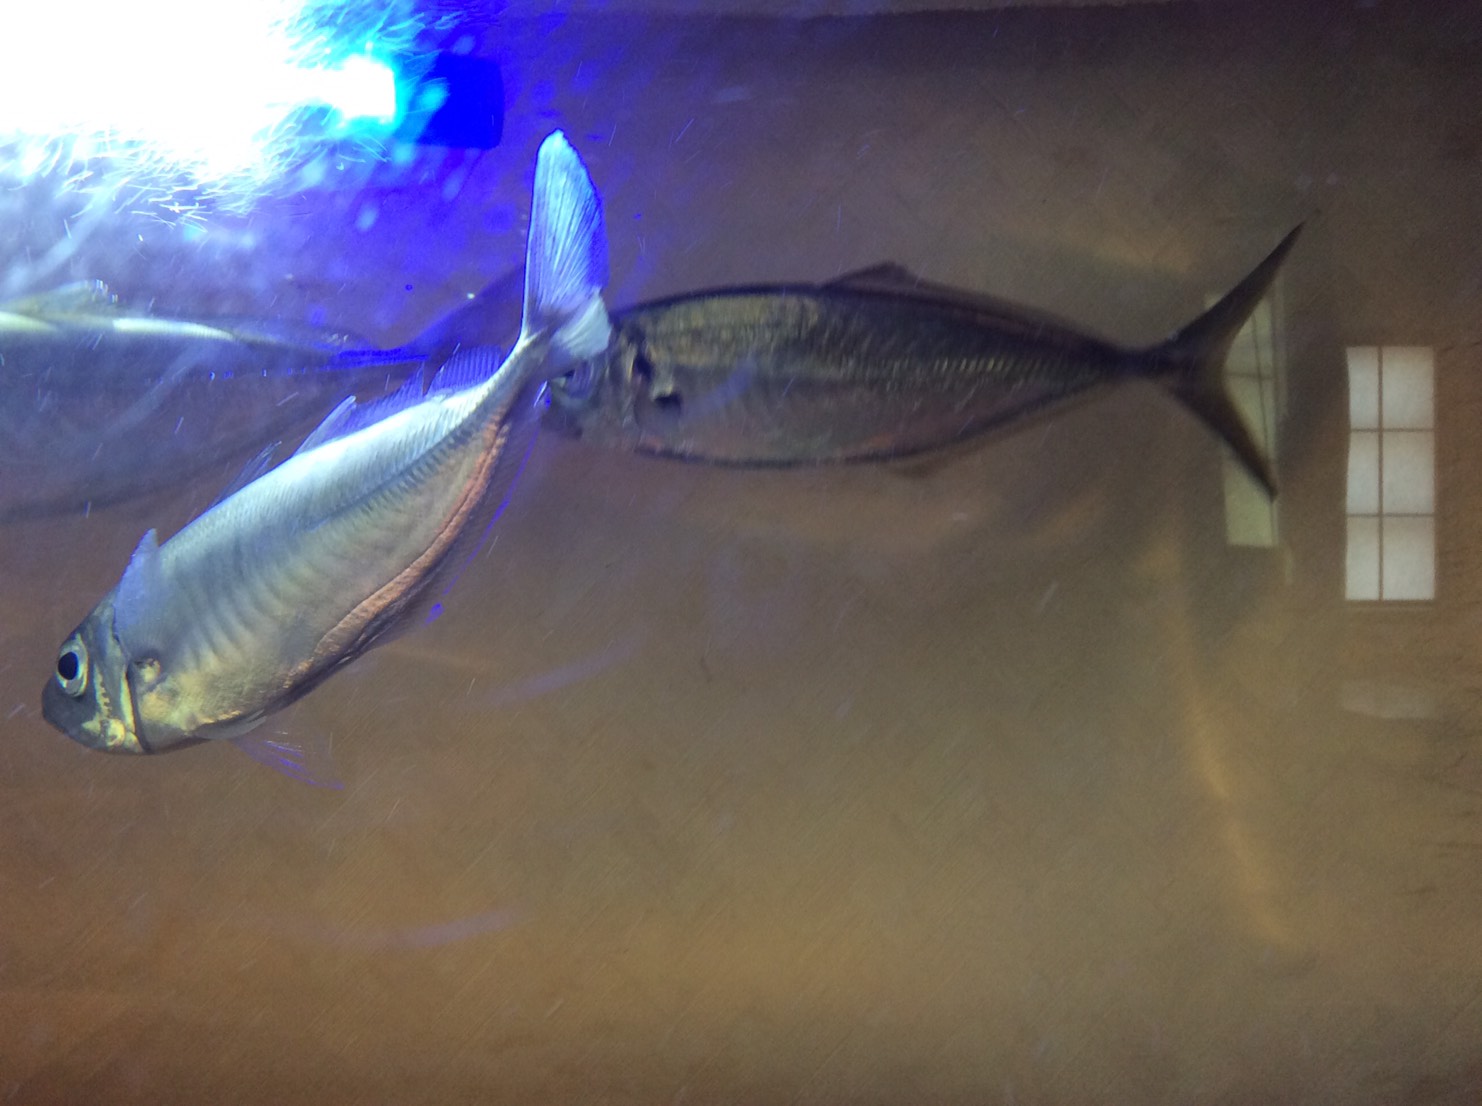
left=631, top=351, right=654, bottom=387
left=56, top=637, right=89, bottom=698
left=557, top=360, right=599, bottom=402
left=545, top=360, right=603, bottom=413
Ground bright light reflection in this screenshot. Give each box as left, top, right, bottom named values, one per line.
left=322, top=54, right=400, bottom=124
left=0, top=0, right=415, bottom=205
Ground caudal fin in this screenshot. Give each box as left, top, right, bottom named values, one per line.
left=519, top=131, right=612, bottom=370
left=1152, top=225, right=1301, bottom=499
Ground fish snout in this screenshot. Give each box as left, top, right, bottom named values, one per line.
left=41, top=611, right=147, bottom=755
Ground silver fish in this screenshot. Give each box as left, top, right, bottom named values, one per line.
left=42, top=131, right=611, bottom=755
left=543, top=229, right=1301, bottom=496
left=1, top=281, right=422, bottom=520
left=0, top=281, right=364, bottom=365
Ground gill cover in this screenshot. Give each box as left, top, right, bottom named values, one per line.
left=41, top=594, right=146, bottom=754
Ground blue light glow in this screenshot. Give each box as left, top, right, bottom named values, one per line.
left=322, top=54, right=400, bottom=126
left=0, top=0, right=423, bottom=209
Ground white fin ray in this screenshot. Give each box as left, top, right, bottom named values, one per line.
left=210, top=442, right=281, bottom=507
left=521, top=131, right=612, bottom=370
left=426, top=346, right=504, bottom=395
left=287, top=347, right=506, bottom=459
left=290, top=372, right=424, bottom=458
left=293, top=394, right=361, bottom=456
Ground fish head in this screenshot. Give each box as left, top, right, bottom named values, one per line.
left=42, top=594, right=147, bottom=755
left=540, top=338, right=636, bottom=442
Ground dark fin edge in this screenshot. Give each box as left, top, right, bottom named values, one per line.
left=1152, top=225, right=1302, bottom=499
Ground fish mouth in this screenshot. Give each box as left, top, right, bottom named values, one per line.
left=84, top=669, right=146, bottom=753
left=96, top=721, right=147, bottom=755
left=41, top=677, right=146, bottom=755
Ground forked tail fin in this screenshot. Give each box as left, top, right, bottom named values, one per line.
left=1151, top=225, right=1301, bottom=499
left=332, top=133, right=610, bottom=382
left=519, top=131, right=612, bottom=370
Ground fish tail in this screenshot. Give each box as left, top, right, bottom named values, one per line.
left=519, top=131, right=612, bottom=370
left=1148, top=225, right=1301, bottom=499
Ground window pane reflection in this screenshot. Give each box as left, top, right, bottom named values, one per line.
left=1380, top=347, right=1435, bottom=429
left=1345, top=516, right=1380, bottom=601
left=1382, top=430, right=1435, bottom=514
left=1347, top=346, right=1380, bottom=429
left=1381, top=516, right=1435, bottom=601
left=1346, top=430, right=1379, bottom=514
left=1345, top=346, right=1435, bottom=602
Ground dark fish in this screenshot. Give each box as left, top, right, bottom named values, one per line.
left=543, top=229, right=1301, bottom=496
left=0, top=281, right=421, bottom=520
left=42, top=131, right=611, bottom=755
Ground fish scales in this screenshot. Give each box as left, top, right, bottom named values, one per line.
left=608, top=288, right=1120, bottom=461
left=631, top=291, right=1113, bottom=386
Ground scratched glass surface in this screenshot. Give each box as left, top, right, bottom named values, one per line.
left=2, top=4, right=1480, bottom=1104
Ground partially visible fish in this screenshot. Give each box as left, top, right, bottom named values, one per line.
left=42, top=130, right=611, bottom=755
left=0, top=281, right=422, bottom=520
left=0, top=281, right=364, bottom=367
left=542, top=229, right=1301, bottom=496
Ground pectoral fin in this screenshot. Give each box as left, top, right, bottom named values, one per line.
left=233, top=728, right=344, bottom=789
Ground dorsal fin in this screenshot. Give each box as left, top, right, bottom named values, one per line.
left=290, top=368, right=430, bottom=458
left=4, top=280, right=117, bottom=317
left=212, top=317, right=365, bottom=355
left=211, top=442, right=280, bottom=506
left=287, top=348, right=506, bottom=460
left=827, top=263, right=998, bottom=307
left=827, top=261, right=1103, bottom=337
left=426, top=345, right=504, bottom=395
left=293, top=395, right=361, bottom=456
left=826, top=263, right=925, bottom=292
left=114, top=529, right=165, bottom=658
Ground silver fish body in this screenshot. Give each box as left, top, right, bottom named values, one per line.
left=545, top=229, right=1301, bottom=496
left=42, top=131, right=611, bottom=754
